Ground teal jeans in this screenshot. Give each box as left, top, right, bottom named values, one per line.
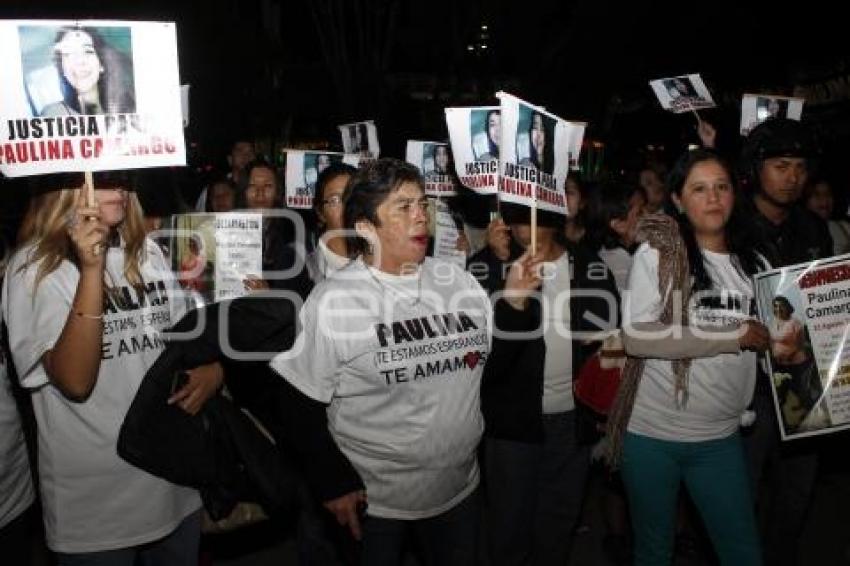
left=621, top=431, right=761, bottom=565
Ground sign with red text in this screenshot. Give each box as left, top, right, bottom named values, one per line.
left=405, top=140, right=457, bottom=197
left=496, top=92, right=576, bottom=216
left=649, top=74, right=716, bottom=114
left=445, top=106, right=499, bottom=195
left=0, top=20, right=185, bottom=177
left=283, top=150, right=360, bottom=209
left=754, top=254, right=850, bottom=440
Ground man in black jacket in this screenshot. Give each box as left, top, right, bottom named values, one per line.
left=739, top=118, right=831, bottom=566
left=468, top=204, right=620, bottom=566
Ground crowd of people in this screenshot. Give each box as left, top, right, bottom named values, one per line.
left=0, top=109, right=847, bottom=566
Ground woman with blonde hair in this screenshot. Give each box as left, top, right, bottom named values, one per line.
left=2, top=172, right=220, bottom=565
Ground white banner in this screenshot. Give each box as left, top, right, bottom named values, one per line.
left=0, top=20, right=186, bottom=177
left=649, top=73, right=716, bottom=114
left=495, top=92, right=572, bottom=216
left=740, top=93, right=805, bottom=136
left=338, top=120, right=379, bottom=159
left=284, top=150, right=360, bottom=209
left=405, top=140, right=456, bottom=197
left=754, top=254, right=850, bottom=440
left=445, top=106, right=499, bottom=195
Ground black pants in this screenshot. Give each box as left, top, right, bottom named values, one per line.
left=484, top=411, right=590, bottom=566
left=0, top=503, right=38, bottom=565
left=359, top=488, right=480, bottom=566
left=744, top=387, right=818, bottom=566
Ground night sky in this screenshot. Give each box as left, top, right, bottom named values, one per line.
left=1, top=0, right=847, bottom=169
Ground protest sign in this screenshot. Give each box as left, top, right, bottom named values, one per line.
left=445, top=106, right=499, bottom=195
left=405, top=140, right=456, bottom=197
left=754, top=254, right=850, bottom=439
left=496, top=92, right=573, bottom=216
left=283, top=150, right=360, bottom=209
left=0, top=20, right=185, bottom=177
left=431, top=198, right=466, bottom=269
left=649, top=74, right=716, bottom=114
left=740, top=93, right=805, bottom=135
left=166, top=213, right=264, bottom=305
left=339, top=120, right=379, bottom=159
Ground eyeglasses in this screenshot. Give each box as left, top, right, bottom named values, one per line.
left=321, top=195, right=343, bottom=207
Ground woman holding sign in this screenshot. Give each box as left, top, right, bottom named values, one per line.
left=607, top=149, right=769, bottom=565
left=2, top=172, right=219, bottom=563
left=42, top=26, right=136, bottom=116
left=270, top=158, right=542, bottom=565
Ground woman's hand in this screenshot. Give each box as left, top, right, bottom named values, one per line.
left=486, top=218, right=511, bottom=261
left=243, top=275, right=270, bottom=292
left=697, top=120, right=717, bottom=149
left=323, top=490, right=367, bottom=541
left=503, top=249, right=544, bottom=311
left=168, top=361, right=224, bottom=415
left=739, top=321, right=769, bottom=353
left=66, top=191, right=108, bottom=271
left=456, top=231, right=470, bottom=255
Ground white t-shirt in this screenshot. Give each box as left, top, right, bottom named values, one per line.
left=625, top=244, right=757, bottom=442
left=541, top=254, right=574, bottom=414
left=306, top=239, right=350, bottom=284
left=0, top=309, right=35, bottom=530
left=271, top=257, right=491, bottom=520
left=2, top=241, right=200, bottom=552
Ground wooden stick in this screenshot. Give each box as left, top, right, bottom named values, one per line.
left=691, top=106, right=702, bottom=125
left=84, top=171, right=95, bottom=207
left=530, top=197, right=537, bottom=257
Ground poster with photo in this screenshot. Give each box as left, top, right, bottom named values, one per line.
left=432, top=198, right=466, bottom=269
left=740, top=94, right=805, bottom=136
left=283, top=149, right=360, bottom=209
left=563, top=120, right=586, bottom=171
left=444, top=106, right=499, bottom=195
left=754, top=254, right=850, bottom=440
left=405, top=140, right=457, bottom=197
left=167, top=213, right=264, bottom=305
left=338, top=120, right=379, bottom=159
left=0, top=20, right=185, bottom=177
left=649, top=73, right=716, bottom=114
left=496, top=92, right=572, bottom=216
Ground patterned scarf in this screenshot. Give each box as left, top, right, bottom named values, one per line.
left=605, top=213, right=693, bottom=468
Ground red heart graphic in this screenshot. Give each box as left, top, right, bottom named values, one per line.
left=463, top=351, right=482, bottom=370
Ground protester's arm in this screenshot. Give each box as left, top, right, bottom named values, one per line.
left=276, top=378, right=365, bottom=539
left=43, top=199, right=108, bottom=401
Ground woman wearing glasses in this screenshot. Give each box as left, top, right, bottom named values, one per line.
left=307, top=162, right=358, bottom=283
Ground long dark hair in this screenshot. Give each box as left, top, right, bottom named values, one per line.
left=667, top=149, right=761, bottom=291
left=53, top=26, right=136, bottom=114
left=528, top=112, right=554, bottom=175
left=486, top=109, right=500, bottom=159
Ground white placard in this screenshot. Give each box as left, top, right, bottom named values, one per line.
left=339, top=120, right=379, bottom=159
left=649, top=73, right=716, bottom=114
left=496, top=92, right=573, bottom=216
left=445, top=106, right=499, bottom=195
left=284, top=149, right=360, bottom=209
left=0, top=20, right=186, bottom=177
left=740, top=93, right=805, bottom=136
left=405, top=140, right=456, bottom=197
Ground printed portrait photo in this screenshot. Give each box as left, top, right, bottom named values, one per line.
left=18, top=24, right=136, bottom=117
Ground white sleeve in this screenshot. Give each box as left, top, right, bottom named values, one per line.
left=268, top=290, right=341, bottom=404
left=622, top=243, right=739, bottom=359
left=623, top=243, right=663, bottom=325
left=4, top=263, right=72, bottom=389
